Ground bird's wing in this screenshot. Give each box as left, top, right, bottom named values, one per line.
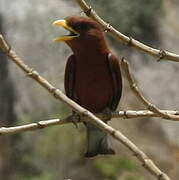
left=64, top=54, right=76, bottom=99
left=107, top=53, right=123, bottom=111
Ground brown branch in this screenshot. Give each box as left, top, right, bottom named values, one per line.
left=0, top=110, right=179, bottom=136
left=121, top=58, right=179, bottom=122
left=75, top=0, right=179, bottom=62
left=0, top=35, right=170, bottom=180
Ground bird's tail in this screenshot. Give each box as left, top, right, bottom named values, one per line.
left=84, top=122, right=115, bottom=157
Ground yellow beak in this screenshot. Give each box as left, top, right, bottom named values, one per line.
left=53, top=19, right=79, bottom=42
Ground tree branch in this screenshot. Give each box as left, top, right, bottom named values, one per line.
left=0, top=34, right=170, bottom=180
left=121, top=58, right=179, bottom=121
left=75, top=0, right=179, bottom=62
left=0, top=110, right=179, bottom=136
left=0, top=116, right=74, bottom=136
left=113, top=110, right=179, bottom=119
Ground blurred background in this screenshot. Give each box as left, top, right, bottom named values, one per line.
left=0, top=0, right=179, bottom=179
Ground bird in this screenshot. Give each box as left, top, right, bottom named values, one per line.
left=53, top=16, right=122, bottom=157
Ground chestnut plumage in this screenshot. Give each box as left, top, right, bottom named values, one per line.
left=53, top=16, right=122, bottom=157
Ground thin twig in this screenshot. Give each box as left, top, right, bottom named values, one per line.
left=113, top=110, right=179, bottom=119
left=121, top=58, right=179, bottom=122
left=75, top=0, right=179, bottom=62
left=0, top=34, right=170, bottom=180
left=0, top=116, right=74, bottom=136
left=0, top=110, right=179, bottom=136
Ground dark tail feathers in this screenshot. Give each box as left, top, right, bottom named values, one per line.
left=84, top=122, right=115, bottom=157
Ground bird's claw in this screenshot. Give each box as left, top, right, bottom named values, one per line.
left=70, top=112, right=81, bottom=128
left=103, top=108, right=112, bottom=122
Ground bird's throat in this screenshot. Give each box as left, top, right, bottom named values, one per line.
left=66, top=38, right=109, bottom=58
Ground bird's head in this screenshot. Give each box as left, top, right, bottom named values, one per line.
left=53, top=16, right=103, bottom=44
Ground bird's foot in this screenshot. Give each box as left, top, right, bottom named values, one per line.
left=70, top=111, right=81, bottom=128
left=103, top=108, right=112, bottom=122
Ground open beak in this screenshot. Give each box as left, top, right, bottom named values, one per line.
left=53, top=19, right=79, bottom=42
